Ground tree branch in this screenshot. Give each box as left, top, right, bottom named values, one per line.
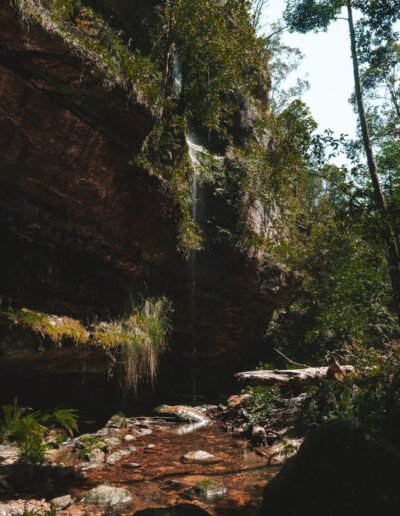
left=273, top=348, right=311, bottom=369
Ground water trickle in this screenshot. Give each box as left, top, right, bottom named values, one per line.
left=172, top=53, right=182, bottom=97
left=173, top=54, right=206, bottom=402
left=190, top=155, right=199, bottom=403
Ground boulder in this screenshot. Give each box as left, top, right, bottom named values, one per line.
left=190, top=479, right=227, bottom=501
left=50, top=494, right=74, bottom=510
left=259, top=419, right=400, bottom=515
left=81, top=485, right=131, bottom=505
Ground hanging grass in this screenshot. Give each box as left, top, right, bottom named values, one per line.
left=0, top=297, right=172, bottom=395
left=93, top=297, right=171, bottom=396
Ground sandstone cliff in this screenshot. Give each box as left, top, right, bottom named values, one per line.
left=0, top=0, right=298, bottom=403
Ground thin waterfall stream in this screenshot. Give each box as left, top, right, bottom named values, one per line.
left=173, top=54, right=207, bottom=402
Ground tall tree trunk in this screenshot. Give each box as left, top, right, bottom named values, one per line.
left=347, top=1, right=400, bottom=323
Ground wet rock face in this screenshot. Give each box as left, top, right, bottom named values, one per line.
left=259, top=419, right=400, bottom=515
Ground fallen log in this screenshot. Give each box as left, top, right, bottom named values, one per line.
left=235, top=365, right=354, bottom=388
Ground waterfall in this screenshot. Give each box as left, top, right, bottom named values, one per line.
left=173, top=55, right=206, bottom=403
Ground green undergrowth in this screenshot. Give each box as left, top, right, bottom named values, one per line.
left=0, top=297, right=171, bottom=394
left=13, top=0, right=161, bottom=106
left=0, top=398, right=78, bottom=466
left=241, top=385, right=282, bottom=424
left=304, top=345, right=400, bottom=444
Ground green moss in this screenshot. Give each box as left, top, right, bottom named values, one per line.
left=0, top=296, right=171, bottom=395
left=0, top=307, right=89, bottom=346
left=75, top=434, right=109, bottom=458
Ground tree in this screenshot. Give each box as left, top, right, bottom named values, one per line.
left=284, top=0, right=400, bottom=323
left=154, top=0, right=261, bottom=130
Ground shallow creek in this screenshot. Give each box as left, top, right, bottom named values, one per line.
left=56, top=419, right=280, bottom=515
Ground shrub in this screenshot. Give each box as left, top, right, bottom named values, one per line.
left=242, top=385, right=282, bottom=424
left=0, top=399, right=78, bottom=466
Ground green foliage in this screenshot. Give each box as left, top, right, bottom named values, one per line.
left=0, top=399, right=78, bottom=466
left=96, top=297, right=172, bottom=396
left=242, top=385, right=281, bottom=423
left=14, top=0, right=161, bottom=105
left=284, top=0, right=343, bottom=33
left=154, top=0, right=261, bottom=131
left=303, top=343, right=400, bottom=444
left=41, top=408, right=79, bottom=436
left=22, top=509, right=57, bottom=516
left=0, top=307, right=88, bottom=346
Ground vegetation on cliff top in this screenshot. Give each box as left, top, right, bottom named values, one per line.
left=14, top=0, right=161, bottom=106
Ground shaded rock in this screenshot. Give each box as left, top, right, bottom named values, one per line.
left=50, top=494, right=74, bottom=510
left=182, top=451, right=221, bottom=464
left=0, top=444, right=19, bottom=466
left=77, top=462, right=100, bottom=471
left=123, top=462, right=141, bottom=469
left=105, top=415, right=131, bottom=429
left=161, top=479, right=187, bottom=491
left=251, top=426, right=267, bottom=447
left=75, top=434, right=109, bottom=453
left=104, top=437, right=122, bottom=447
left=132, top=504, right=211, bottom=515
left=0, top=499, right=50, bottom=515
left=81, top=485, right=131, bottom=505
left=259, top=419, right=400, bottom=515
left=106, top=447, right=135, bottom=464
left=190, top=479, right=227, bottom=501
left=227, top=394, right=251, bottom=408
left=95, top=428, right=110, bottom=437
left=87, top=449, right=105, bottom=462
left=154, top=405, right=210, bottom=423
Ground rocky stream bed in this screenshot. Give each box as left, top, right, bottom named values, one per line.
left=0, top=406, right=282, bottom=516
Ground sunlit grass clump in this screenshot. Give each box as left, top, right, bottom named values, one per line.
left=0, top=297, right=171, bottom=396
left=93, top=297, right=171, bottom=395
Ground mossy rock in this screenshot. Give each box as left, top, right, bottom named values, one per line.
left=75, top=434, right=109, bottom=459
left=81, top=485, right=132, bottom=505
left=190, top=479, right=227, bottom=501
left=105, top=414, right=131, bottom=429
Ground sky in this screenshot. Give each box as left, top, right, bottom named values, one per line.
left=262, top=1, right=358, bottom=142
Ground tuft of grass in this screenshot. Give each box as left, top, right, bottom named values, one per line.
left=94, top=297, right=171, bottom=396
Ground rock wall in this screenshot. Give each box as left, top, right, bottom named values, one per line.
left=0, top=0, right=298, bottom=404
